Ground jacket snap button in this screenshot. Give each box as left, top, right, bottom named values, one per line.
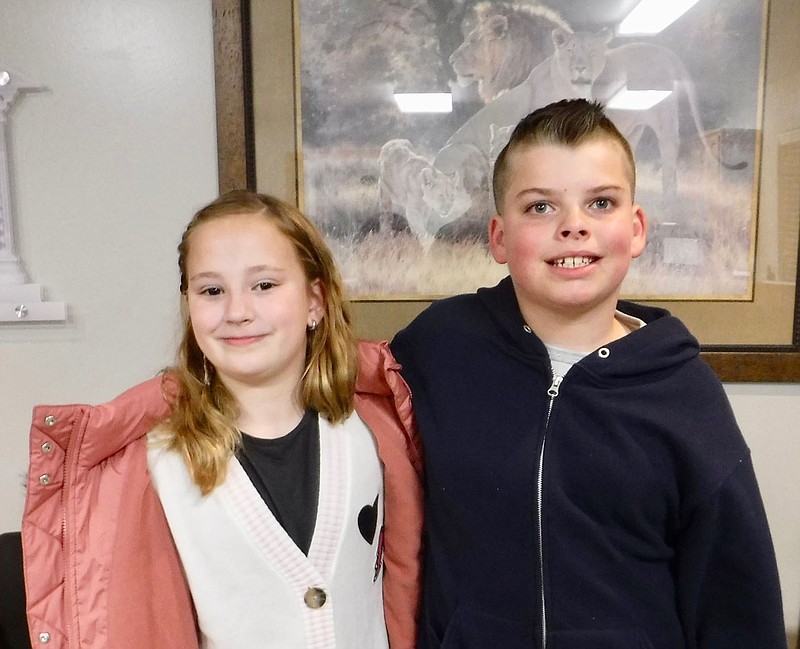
left=41, top=442, right=53, bottom=454
left=303, top=587, right=327, bottom=609
left=39, top=474, right=52, bottom=486
left=38, top=632, right=51, bottom=643
left=44, top=415, right=57, bottom=427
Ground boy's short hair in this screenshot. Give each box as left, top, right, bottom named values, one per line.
left=492, top=99, right=636, bottom=212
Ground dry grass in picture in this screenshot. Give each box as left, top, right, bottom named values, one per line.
left=303, top=147, right=756, bottom=301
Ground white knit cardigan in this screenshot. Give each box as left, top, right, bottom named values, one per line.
left=147, top=413, right=390, bottom=649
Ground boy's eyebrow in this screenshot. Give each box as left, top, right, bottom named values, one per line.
left=517, top=184, right=627, bottom=198
left=588, top=184, right=627, bottom=194
left=515, top=187, right=561, bottom=199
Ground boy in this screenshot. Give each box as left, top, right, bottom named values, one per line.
left=391, top=99, right=786, bottom=649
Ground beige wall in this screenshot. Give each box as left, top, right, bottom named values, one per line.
left=0, top=0, right=797, bottom=643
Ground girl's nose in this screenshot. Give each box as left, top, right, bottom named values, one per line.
left=225, top=290, right=254, bottom=323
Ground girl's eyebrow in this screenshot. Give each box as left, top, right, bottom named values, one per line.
left=248, top=264, right=284, bottom=274
left=188, top=270, right=221, bottom=283
left=188, top=265, right=285, bottom=283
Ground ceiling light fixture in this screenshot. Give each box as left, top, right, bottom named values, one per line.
left=618, top=0, right=701, bottom=35
left=606, top=86, right=672, bottom=110
left=393, top=92, right=452, bottom=113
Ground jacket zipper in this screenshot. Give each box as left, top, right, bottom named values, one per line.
left=538, top=374, right=562, bottom=649
left=60, top=496, right=68, bottom=646
left=62, top=411, right=88, bottom=648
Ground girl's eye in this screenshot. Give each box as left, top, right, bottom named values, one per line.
left=201, top=286, right=222, bottom=296
left=255, top=281, right=275, bottom=291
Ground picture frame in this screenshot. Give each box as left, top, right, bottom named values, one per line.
left=210, top=0, right=800, bottom=382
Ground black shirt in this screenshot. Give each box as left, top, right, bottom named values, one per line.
left=0, top=531, right=32, bottom=649
left=236, top=409, right=320, bottom=556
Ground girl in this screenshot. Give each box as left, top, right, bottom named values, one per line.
left=22, top=191, right=423, bottom=649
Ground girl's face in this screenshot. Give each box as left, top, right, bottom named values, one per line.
left=185, top=212, right=324, bottom=395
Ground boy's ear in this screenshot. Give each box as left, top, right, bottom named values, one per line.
left=488, top=214, right=508, bottom=264
left=630, top=205, right=648, bottom=259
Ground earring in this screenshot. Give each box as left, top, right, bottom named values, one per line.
left=308, top=319, right=317, bottom=332
left=202, top=356, right=211, bottom=386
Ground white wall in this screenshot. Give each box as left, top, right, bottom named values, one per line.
left=0, top=0, right=797, bottom=642
left=0, top=1, right=218, bottom=520
left=726, top=383, right=800, bottom=642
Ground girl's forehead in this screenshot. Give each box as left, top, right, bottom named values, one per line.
left=189, top=213, right=287, bottom=248
left=195, top=211, right=273, bottom=234
left=187, top=214, right=298, bottom=265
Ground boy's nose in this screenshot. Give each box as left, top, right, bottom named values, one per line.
left=558, top=207, right=590, bottom=239
left=560, top=225, right=590, bottom=238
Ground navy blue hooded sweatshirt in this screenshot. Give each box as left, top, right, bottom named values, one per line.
left=391, top=277, right=785, bottom=649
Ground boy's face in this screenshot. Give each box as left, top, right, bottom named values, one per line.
left=489, top=139, right=646, bottom=324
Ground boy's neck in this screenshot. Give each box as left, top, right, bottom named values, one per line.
left=521, top=302, right=632, bottom=353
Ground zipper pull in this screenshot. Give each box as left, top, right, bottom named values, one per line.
left=547, top=375, right=563, bottom=398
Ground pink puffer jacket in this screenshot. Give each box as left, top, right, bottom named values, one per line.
left=22, top=340, right=423, bottom=649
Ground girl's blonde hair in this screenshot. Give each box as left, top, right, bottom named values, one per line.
left=165, top=190, right=357, bottom=494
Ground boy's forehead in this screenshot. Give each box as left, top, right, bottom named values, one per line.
left=508, top=137, right=634, bottom=189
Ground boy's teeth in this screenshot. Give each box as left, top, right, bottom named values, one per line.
left=553, top=256, right=593, bottom=268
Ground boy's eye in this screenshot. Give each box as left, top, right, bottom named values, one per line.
left=592, top=198, right=613, bottom=210
left=255, top=281, right=275, bottom=291
left=530, top=202, right=551, bottom=214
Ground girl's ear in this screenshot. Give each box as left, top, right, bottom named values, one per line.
left=308, top=278, right=326, bottom=325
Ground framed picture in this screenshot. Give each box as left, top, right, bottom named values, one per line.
left=211, top=0, right=800, bottom=382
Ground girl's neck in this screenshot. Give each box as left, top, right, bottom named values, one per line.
left=226, top=379, right=306, bottom=440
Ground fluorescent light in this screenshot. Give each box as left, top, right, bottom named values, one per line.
left=607, top=87, right=672, bottom=110
left=618, top=0, right=701, bottom=35
left=393, top=92, right=452, bottom=113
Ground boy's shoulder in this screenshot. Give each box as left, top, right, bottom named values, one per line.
left=430, top=277, right=518, bottom=317
left=401, top=278, right=518, bottom=337
left=612, top=301, right=726, bottom=387
left=616, top=299, right=672, bottom=324
left=421, top=290, right=484, bottom=320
